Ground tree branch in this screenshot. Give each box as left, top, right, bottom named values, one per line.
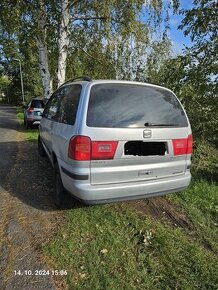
left=75, top=46, right=114, bottom=66
left=75, top=46, right=100, bottom=61
left=72, top=16, right=109, bottom=22
left=66, top=0, right=82, bottom=11
left=71, top=15, right=123, bottom=25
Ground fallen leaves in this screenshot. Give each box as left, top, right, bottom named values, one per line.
left=100, top=248, right=108, bottom=255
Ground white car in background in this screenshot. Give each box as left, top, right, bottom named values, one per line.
left=24, top=98, right=44, bottom=129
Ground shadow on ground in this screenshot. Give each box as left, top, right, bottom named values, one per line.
left=3, top=140, right=85, bottom=212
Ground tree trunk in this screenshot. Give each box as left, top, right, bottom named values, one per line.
left=36, top=0, right=52, bottom=101
left=36, top=37, right=52, bottom=100
left=57, top=0, right=70, bottom=87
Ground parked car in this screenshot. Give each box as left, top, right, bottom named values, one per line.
left=24, top=98, right=44, bottom=129
left=38, top=76, right=192, bottom=207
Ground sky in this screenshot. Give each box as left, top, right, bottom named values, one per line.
left=167, top=0, right=193, bottom=55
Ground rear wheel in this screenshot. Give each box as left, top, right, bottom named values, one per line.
left=38, top=135, right=46, bottom=157
left=54, top=163, right=65, bottom=208
left=25, top=120, right=31, bottom=129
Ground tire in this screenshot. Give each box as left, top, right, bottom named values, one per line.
left=38, top=135, right=46, bottom=157
left=25, top=120, right=30, bottom=129
left=54, top=163, right=65, bottom=208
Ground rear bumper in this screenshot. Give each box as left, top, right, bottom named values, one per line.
left=26, top=118, right=41, bottom=125
left=32, top=120, right=41, bottom=125
left=62, top=169, right=191, bottom=204
left=73, top=186, right=187, bottom=205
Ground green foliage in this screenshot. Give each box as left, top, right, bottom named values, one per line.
left=179, top=0, right=218, bottom=79
left=192, top=139, right=218, bottom=180
left=16, top=106, right=24, bottom=123
left=64, top=0, right=176, bottom=82
left=0, top=75, right=10, bottom=89
left=0, top=75, right=10, bottom=103
left=173, top=0, right=218, bottom=144
left=0, top=0, right=178, bottom=94
left=152, top=55, right=217, bottom=144
left=146, top=1, right=218, bottom=145
left=0, top=0, right=43, bottom=102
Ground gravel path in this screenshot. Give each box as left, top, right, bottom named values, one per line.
left=0, top=105, right=63, bottom=290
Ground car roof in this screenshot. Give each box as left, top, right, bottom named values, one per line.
left=30, top=98, right=44, bottom=101
left=61, top=79, right=174, bottom=95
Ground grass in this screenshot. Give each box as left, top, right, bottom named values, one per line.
left=43, top=197, right=218, bottom=290
left=169, top=179, right=218, bottom=254
left=16, top=106, right=38, bottom=142
left=43, top=174, right=218, bottom=289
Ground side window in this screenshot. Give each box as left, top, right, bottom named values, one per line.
left=58, top=84, right=81, bottom=125
left=43, top=88, right=64, bottom=120
left=42, top=98, right=52, bottom=118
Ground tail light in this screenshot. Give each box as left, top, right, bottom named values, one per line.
left=27, top=107, right=33, bottom=113
left=173, top=134, right=193, bottom=156
left=187, top=134, right=193, bottom=154
left=68, top=135, right=118, bottom=161
left=92, top=141, right=118, bottom=160
left=68, top=136, right=91, bottom=161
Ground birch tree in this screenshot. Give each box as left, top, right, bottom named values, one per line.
left=57, top=0, right=70, bottom=87
left=0, top=0, right=181, bottom=100
left=35, top=0, right=52, bottom=99
left=56, top=0, right=180, bottom=85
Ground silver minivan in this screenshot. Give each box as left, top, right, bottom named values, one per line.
left=38, top=77, right=192, bottom=207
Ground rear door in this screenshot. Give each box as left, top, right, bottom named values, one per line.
left=40, top=91, right=62, bottom=155
left=85, top=83, right=192, bottom=185
left=51, top=84, right=82, bottom=163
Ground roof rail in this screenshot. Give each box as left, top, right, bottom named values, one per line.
left=60, top=75, right=92, bottom=87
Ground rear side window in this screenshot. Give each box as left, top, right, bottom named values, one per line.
left=31, top=99, right=44, bottom=108
left=87, top=84, right=188, bottom=128
left=43, top=89, right=64, bottom=120
left=58, top=84, right=81, bottom=125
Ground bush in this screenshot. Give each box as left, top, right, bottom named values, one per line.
left=192, top=139, right=218, bottom=181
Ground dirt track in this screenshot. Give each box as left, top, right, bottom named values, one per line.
left=0, top=105, right=63, bottom=290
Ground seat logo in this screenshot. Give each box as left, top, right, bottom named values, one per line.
left=143, top=130, right=152, bottom=138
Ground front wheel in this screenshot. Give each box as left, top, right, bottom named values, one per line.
left=54, top=164, right=65, bottom=208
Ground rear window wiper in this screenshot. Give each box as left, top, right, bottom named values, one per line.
left=144, top=122, right=178, bottom=127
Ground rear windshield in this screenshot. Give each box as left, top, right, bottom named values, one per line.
left=87, top=84, right=188, bottom=128
left=31, top=100, right=44, bottom=108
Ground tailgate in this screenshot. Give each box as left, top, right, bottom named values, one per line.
left=90, top=128, right=188, bottom=185
left=85, top=82, right=191, bottom=185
